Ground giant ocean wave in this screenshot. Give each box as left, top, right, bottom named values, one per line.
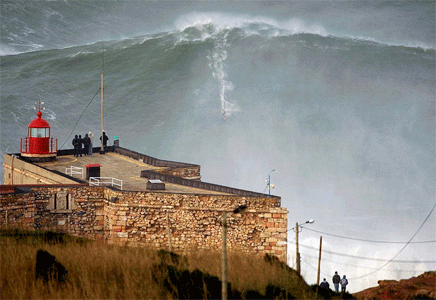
left=1, top=1, right=435, bottom=293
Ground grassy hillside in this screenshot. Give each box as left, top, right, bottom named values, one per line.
left=0, top=229, right=321, bottom=299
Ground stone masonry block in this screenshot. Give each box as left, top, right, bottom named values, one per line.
left=112, top=226, right=122, bottom=232
left=260, top=232, right=271, bottom=238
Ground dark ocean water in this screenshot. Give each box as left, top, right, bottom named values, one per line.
left=1, top=0, right=435, bottom=292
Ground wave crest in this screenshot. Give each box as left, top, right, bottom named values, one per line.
left=174, top=12, right=328, bottom=39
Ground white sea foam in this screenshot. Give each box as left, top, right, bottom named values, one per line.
left=173, top=12, right=435, bottom=51
left=0, top=45, right=18, bottom=56
left=206, top=29, right=240, bottom=118
left=174, top=12, right=328, bottom=38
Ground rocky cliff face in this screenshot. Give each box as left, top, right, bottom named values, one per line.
left=353, top=271, right=436, bottom=300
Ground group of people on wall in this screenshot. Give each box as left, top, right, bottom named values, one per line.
left=320, top=271, right=349, bottom=293
left=72, top=131, right=109, bottom=157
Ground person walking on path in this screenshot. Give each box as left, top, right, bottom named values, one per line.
left=88, top=131, right=94, bottom=155
left=332, top=271, right=341, bottom=293
left=83, top=134, right=91, bottom=156
left=340, top=275, right=348, bottom=293
left=72, top=135, right=79, bottom=157
left=78, top=135, right=83, bottom=157
left=320, top=278, right=330, bottom=290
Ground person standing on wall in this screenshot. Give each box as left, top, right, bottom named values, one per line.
left=100, top=131, right=108, bottom=152
left=72, top=135, right=79, bottom=157
left=78, top=135, right=83, bottom=157
left=332, top=271, right=341, bottom=293
left=88, top=131, right=94, bottom=155
left=83, top=133, right=91, bottom=156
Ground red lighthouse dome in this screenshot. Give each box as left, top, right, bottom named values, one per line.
left=20, top=105, right=58, bottom=162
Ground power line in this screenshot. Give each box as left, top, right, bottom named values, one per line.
left=301, top=257, right=435, bottom=290
left=298, top=226, right=436, bottom=244
left=303, top=253, right=431, bottom=273
left=59, top=88, right=101, bottom=149
left=349, top=201, right=436, bottom=280
left=301, top=256, right=433, bottom=285
left=289, top=241, right=436, bottom=264
left=292, top=202, right=436, bottom=282
left=302, top=257, right=330, bottom=278
left=288, top=226, right=435, bottom=244
left=302, top=257, right=433, bottom=280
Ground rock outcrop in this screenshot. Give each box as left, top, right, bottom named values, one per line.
left=353, top=271, right=436, bottom=300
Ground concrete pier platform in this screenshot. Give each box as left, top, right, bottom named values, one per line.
left=35, top=152, right=229, bottom=195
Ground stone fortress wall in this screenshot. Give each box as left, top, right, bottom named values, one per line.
left=1, top=149, right=288, bottom=261
left=0, top=185, right=288, bottom=260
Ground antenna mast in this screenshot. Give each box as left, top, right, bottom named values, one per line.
left=100, top=72, right=104, bottom=153
left=100, top=48, right=105, bottom=153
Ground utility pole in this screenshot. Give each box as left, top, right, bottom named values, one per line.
left=167, top=213, right=172, bottom=252
left=267, top=169, right=275, bottom=196
left=100, top=72, right=104, bottom=154
left=220, top=206, right=246, bottom=300
left=295, top=219, right=314, bottom=275
left=296, top=222, right=300, bottom=275
left=222, top=211, right=228, bottom=300
left=317, top=236, right=322, bottom=285
left=68, top=215, right=71, bottom=235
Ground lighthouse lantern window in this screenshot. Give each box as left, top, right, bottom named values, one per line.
left=30, top=128, right=49, bottom=138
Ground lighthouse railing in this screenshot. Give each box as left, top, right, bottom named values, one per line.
left=20, top=137, right=57, bottom=154
left=20, top=138, right=28, bottom=153
left=49, top=138, right=58, bottom=153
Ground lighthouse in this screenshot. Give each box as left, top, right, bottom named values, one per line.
left=20, top=103, right=57, bottom=162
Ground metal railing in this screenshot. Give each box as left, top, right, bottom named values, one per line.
left=140, top=170, right=281, bottom=200
left=66, top=166, right=84, bottom=179
left=114, top=147, right=199, bottom=169
left=89, top=177, right=123, bottom=190
left=20, top=137, right=57, bottom=154
left=20, top=138, right=28, bottom=153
